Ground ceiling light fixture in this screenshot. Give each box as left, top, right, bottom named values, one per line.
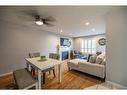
left=85, top=22, right=90, bottom=26
left=35, top=20, right=43, bottom=26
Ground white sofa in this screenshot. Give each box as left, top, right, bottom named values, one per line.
left=67, top=58, right=106, bottom=79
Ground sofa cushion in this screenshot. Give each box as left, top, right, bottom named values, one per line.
left=95, top=57, right=103, bottom=64
left=74, top=50, right=78, bottom=54
left=96, top=51, right=102, bottom=56
left=87, top=54, right=92, bottom=62
left=78, top=61, right=105, bottom=78
left=68, top=59, right=86, bottom=68
left=67, top=59, right=105, bottom=78
left=101, top=58, right=106, bottom=65
left=89, top=54, right=97, bottom=63
left=95, top=53, right=105, bottom=64
left=97, top=53, right=105, bottom=59
left=79, top=61, right=105, bottom=68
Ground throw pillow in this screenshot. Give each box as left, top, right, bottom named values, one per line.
left=89, top=55, right=97, bottom=63
left=87, top=54, right=92, bottom=62
left=96, top=51, right=102, bottom=56
left=101, top=58, right=106, bottom=65
left=74, top=50, right=78, bottom=54
left=97, top=52, right=105, bottom=59
left=95, top=57, right=103, bottom=64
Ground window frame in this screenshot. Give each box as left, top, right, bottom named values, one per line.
left=81, top=39, right=96, bottom=54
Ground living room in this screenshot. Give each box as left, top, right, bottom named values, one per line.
left=0, top=6, right=127, bottom=91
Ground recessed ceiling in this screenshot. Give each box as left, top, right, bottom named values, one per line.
left=0, top=6, right=117, bottom=37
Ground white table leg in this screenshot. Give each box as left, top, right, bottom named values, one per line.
left=38, top=69, right=41, bottom=89
left=58, top=64, right=62, bottom=83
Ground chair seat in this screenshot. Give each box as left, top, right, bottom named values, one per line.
left=13, top=68, right=37, bottom=89
left=42, top=67, right=54, bottom=72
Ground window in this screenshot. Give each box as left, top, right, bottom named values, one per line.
left=81, top=39, right=96, bottom=54
left=81, top=40, right=84, bottom=53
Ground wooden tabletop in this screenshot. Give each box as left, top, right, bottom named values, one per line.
left=25, top=57, right=62, bottom=70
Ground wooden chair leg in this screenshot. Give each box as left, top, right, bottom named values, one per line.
left=53, top=69, right=55, bottom=77
left=31, top=69, right=33, bottom=75
left=49, top=71, right=51, bottom=74
left=31, top=68, right=35, bottom=76
left=33, top=69, right=35, bottom=76
left=43, top=72, right=46, bottom=84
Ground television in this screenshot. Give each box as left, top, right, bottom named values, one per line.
left=60, top=38, right=70, bottom=46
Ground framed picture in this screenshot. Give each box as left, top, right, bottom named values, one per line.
left=98, top=38, right=106, bottom=46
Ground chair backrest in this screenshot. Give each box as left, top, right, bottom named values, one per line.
left=49, top=53, right=59, bottom=60
left=29, top=52, right=40, bottom=58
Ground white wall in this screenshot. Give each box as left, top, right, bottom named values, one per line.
left=0, top=20, right=72, bottom=75
left=73, top=34, right=106, bottom=53
left=106, top=7, right=127, bottom=86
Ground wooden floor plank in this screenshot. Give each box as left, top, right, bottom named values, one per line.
left=0, top=60, right=104, bottom=89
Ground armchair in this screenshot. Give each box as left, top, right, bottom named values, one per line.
left=70, top=50, right=87, bottom=59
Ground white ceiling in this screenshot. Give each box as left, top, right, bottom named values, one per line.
left=0, top=6, right=116, bottom=37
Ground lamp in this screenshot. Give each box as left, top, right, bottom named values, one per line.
left=35, top=20, right=43, bottom=25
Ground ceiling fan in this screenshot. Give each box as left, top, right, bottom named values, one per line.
left=35, top=15, right=56, bottom=26
left=19, top=9, right=56, bottom=27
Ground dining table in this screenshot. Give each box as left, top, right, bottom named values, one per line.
left=25, top=57, right=62, bottom=89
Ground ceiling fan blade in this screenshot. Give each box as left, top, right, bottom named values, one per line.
left=45, top=16, right=56, bottom=22
left=17, top=14, right=34, bottom=21
left=17, top=9, right=42, bottom=22
left=21, top=9, right=39, bottom=18
left=35, top=15, right=41, bottom=20
left=43, top=21, right=54, bottom=27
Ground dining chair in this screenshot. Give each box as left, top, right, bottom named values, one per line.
left=41, top=53, right=59, bottom=84
left=48, top=53, right=59, bottom=76
left=29, top=52, right=40, bottom=76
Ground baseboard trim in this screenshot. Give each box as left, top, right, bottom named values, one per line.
left=0, top=72, right=13, bottom=77
left=106, top=80, right=127, bottom=89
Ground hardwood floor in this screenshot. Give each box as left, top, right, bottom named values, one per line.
left=0, top=60, right=104, bottom=89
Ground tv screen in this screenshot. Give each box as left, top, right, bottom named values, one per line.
left=60, top=38, right=69, bottom=46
